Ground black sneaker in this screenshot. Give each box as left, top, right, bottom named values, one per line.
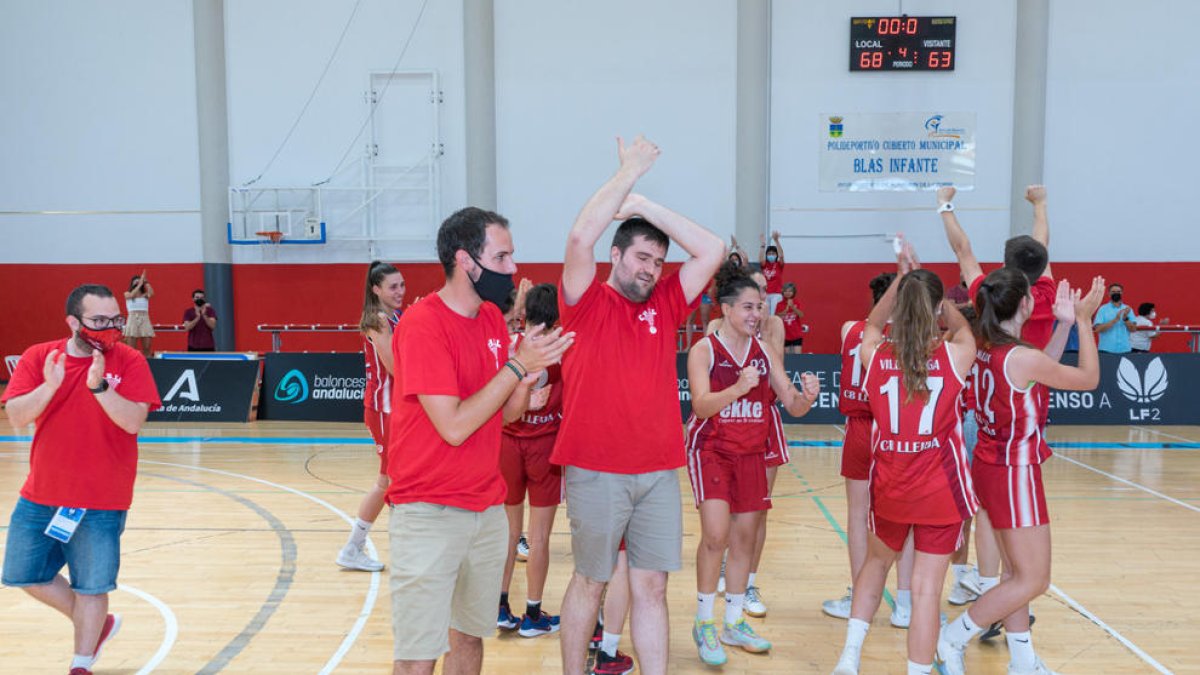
left=979, top=613, right=1036, bottom=641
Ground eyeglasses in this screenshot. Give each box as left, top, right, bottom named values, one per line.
left=79, top=314, right=126, bottom=330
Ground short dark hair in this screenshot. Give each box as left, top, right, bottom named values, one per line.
left=66, top=284, right=115, bottom=317
left=765, top=245, right=779, bottom=257
left=437, top=207, right=509, bottom=277
left=525, top=283, right=559, bottom=328
left=1002, top=235, right=1048, bottom=283
left=611, top=217, right=669, bottom=255
left=1138, top=302, right=1155, bottom=317
left=869, top=272, right=896, bottom=305
left=1109, top=282, right=1124, bottom=291
left=193, top=288, right=206, bottom=297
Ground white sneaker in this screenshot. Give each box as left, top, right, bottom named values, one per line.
left=947, top=583, right=979, bottom=606
left=959, top=567, right=984, bottom=595
left=717, top=558, right=726, bottom=594
left=831, top=645, right=861, bottom=675
left=516, top=534, right=529, bottom=562
left=823, top=588, right=853, bottom=619
left=745, top=585, right=767, bottom=617
left=890, top=602, right=911, bottom=628
left=1008, top=657, right=1059, bottom=675
left=937, top=638, right=966, bottom=675
left=337, top=543, right=384, bottom=572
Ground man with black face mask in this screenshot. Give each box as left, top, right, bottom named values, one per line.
left=384, top=207, right=575, bottom=675
left=1093, top=282, right=1136, bottom=354
left=182, top=289, right=218, bottom=352
left=1, top=284, right=161, bottom=674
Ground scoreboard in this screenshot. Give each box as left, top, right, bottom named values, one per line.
left=850, top=16, right=956, bottom=71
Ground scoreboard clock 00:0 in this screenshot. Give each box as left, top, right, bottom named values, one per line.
left=850, top=16, right=956, bottom=71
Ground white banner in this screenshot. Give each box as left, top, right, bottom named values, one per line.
left=819, top=112, right=975, bottom=191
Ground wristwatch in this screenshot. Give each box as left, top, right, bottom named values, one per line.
left=89, top=380, right=109, bottom=395
left=937, top=202, right=955, bottom=213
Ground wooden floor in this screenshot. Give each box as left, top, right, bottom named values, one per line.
left=0, top=421, right=1196, bottom=674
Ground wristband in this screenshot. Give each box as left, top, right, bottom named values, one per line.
left=937, top=202, right=955, bottom=213
left=509, top=357, right=529, bottom=378
left=504, top=361, right=524, bottom=381
left=89, top=380, right=109, bottom=395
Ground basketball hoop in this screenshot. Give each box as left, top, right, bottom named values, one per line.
left=255, top=230, right=284, bottom=245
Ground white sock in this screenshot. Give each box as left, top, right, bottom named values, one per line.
left=845, top=617, right=870, bottom=650
left=696, top=593, right=716, bottom=621
left=71, top=655, right=94, bottom=669
left=348, top=518, right=371, bottom=548
left=951, top=563, right=972, bottom=580
left=896, top=589, right=912, bottom=609
left=942, top=611, right=983, bottom=647
left=979, top=575, right=1000, bottom=594
left=724, top=593, right=745, bottom=625
left=907, top=660, right=934, bottom=674
left=601, top=631, right=621, bottom=657
left=747, top=572, right=757, bottom=588
left=1006, top=631, right=1037, bottom=671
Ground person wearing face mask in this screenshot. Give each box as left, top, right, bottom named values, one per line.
left=1092, top=283, right=1137, bottom=354
left=182, top=289, right=218, bottom=352
left=385, top=207, right=575, bottom=675
left=1130, top=303, right=1165, bottom=353
left=758, top=230, right=786, bottom=315
left=1, top=284, right=161, bottom=675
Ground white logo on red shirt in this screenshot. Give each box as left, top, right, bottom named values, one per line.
left=104, top=372, right=122, bottom=388
left=487, top=338, right=503, bottom=368
left=638, top=309, right=658, bottom=335
left=719, top=399, right=764, bottom=419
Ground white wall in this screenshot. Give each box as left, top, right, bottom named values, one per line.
left=1044, top=0, right=1200, bottom=262
left=0, top=1, right=202, bottom=263
left=770, top=1, right=1017, bottom=264
left=494, top=0, right=738, bottom=264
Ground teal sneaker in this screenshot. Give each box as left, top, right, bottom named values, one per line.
left=721, top=617, right=771, bottom=653
left=693, top=618, right=727, bottom=666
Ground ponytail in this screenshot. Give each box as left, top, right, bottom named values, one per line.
left=973, top=268, right=1028, bottom=349
left=891, top=269, right=943, bottom=402
left=360, top=260, right=400, bottom=333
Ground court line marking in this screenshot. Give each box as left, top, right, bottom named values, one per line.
left=141, top=460, right=381, bottom=675
left=1047, top=584, right=1173, bottom=675
left=1054, top=453, right=1200, bottom=515
left=119, top=582, right=179, bottom=675
left=1127, top=426, right=1200, bottom=444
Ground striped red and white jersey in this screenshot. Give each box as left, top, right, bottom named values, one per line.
left=363, top=310, right=400, bottom=413
left=838, top=320, right=871, bottom=418
left=864, top=340, right=977, bottom=525
left=685, top=334, right=777, bottom=457
left=971, top=343, right=1052, bottom=466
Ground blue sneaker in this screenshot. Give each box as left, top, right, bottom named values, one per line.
left=518, top=610, right=560, bottom=637
left=497, top=603, right=518, bottom=631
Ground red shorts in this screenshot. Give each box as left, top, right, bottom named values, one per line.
left=763, top=405, right=790, bottom=468
left=869, top=512, right=964, bottom=555
left=364, top=407, right=390, bottom=475
left=500, top=433, right=562, bottom=507
left=972, top=461, right=1050, bottom=529
left=840, top=415, right=872, bottom=480
left=687, top=447, right=772, bottom=514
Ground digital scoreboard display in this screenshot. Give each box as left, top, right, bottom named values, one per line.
left=850, top=16, right=956, bottom=71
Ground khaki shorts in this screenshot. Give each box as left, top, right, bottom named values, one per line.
left=564, top=467, right=682, bottom=582
left=123, top=311, right=155, bottom=338
left=388, top=502, right=507, bottom=661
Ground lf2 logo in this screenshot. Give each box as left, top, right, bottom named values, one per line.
left=1117, top=357, right=1168, bottom=421
left=164, top=369, right=199, bottom=402
left=275, top=369, right=310, bottom=404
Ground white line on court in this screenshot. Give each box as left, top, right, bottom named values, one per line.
left=1127, top=425, right=1200, bottom=444
left=140, top=460, right=380, bottom=673
left=1047, top=583, right=1173, bottom=675
left=119, top=583, right=179, bottom=674
left=1054, top=453, right=1200, bottom=514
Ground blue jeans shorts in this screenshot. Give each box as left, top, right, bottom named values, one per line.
left=2, top=497, right=127, bottom=595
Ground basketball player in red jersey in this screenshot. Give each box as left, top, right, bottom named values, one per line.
left=498, top=284, right=565, bottom=638
left=832, top=262, right=978, bottom=675
left=687, top=263, right=819, bottom=666
left=338, top=261, right=405, bottom=572
left=937, top=271, right=1106, bottom=675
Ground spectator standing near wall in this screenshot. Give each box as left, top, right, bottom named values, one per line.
left=1093, top=283, right=1136, bottom=354
left=182, top=289, right=218, bottom=352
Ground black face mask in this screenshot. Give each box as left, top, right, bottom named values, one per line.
left=1111, top=292, right=1123, bottom=303
left=470, top=257, right=515, bottom=313
left=194, top=297, right=206, bottom=307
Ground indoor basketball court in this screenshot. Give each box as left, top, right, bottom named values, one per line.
left=2, top=2, right=1198, bottom=674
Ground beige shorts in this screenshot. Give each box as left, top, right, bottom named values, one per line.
left=564, top=467, right=682, bottom=582
left=388, top=502, right=508, bottom=661
left=123, top=311, right=155, bottom=338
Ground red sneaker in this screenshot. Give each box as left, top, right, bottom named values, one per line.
left=593, top=649, right=635, bottom=675
left=92, top=613, right=122, bottom=665
left=589, top=621, right=603, bottom=651
left=69, top=668, right=93, bottom=675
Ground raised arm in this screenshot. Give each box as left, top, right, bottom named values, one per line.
left=614, top=193, right=725, bottom=303
left=771, top=230, right=784, bottom=264
left=1026, top=185, right=1052, bottom=277
left=730, top=235, right=749, bottom=265
left=562, top=136, right=660, bottom=305
left=861, top=273, right=901, bottom=367
left=1012, top=277, right=1105, bottom=391
left=1043, top=280, right=1074, bottom=361
left=937, top=186, right=983, bottom=284
left=941, top=300, right=977, bottom=379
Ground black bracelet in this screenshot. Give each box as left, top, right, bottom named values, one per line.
left=504, top=361, right=524, bottom=381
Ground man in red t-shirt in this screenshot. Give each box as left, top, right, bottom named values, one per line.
left=554, top=136, right=725, bottom=675
left=938, top=185, right=1061, bottom=352
left=384, top=207, right=573, bottom=675
left=1, top=284, right=161, bottom=674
